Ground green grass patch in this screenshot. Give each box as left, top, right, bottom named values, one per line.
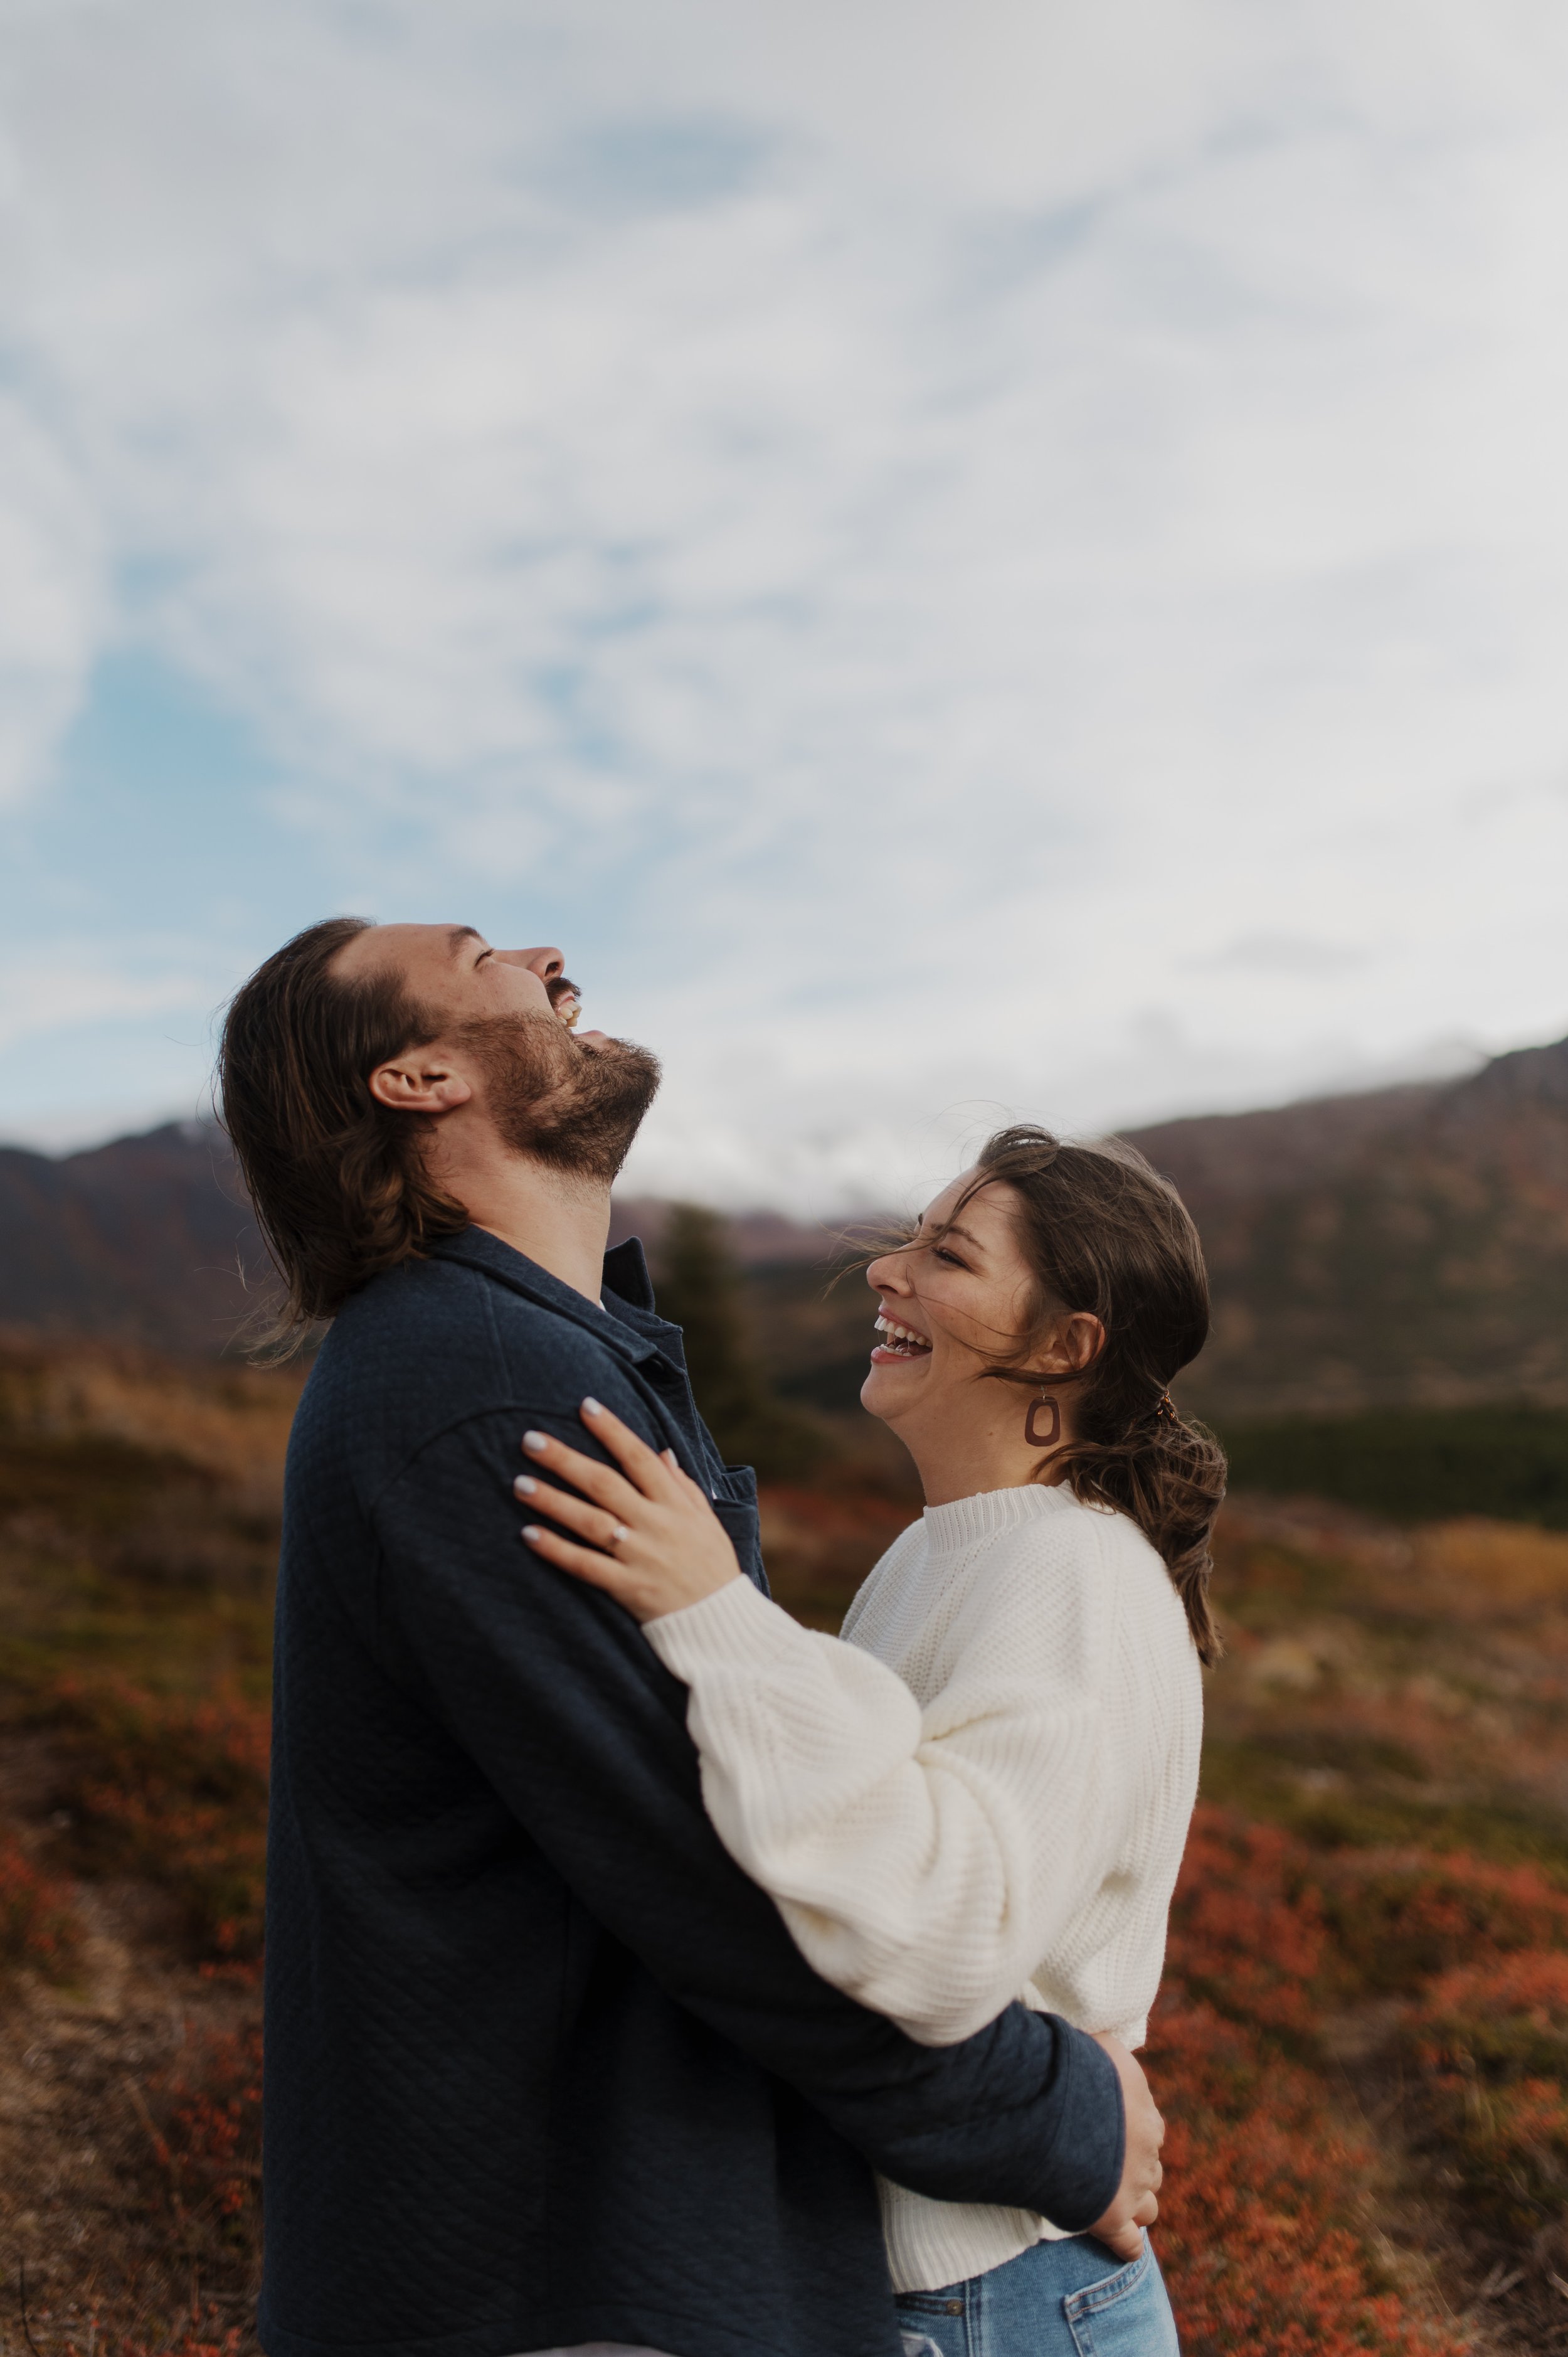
left=1220, top=1403, right=1568, bottom=1528
left=1200, top=1734, right=1568, bottom=1873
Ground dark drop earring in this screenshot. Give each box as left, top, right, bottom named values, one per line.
left=1024, top=1391, right=1061, bottom=1449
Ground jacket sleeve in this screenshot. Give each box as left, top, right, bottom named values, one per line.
left=643, top=1552, right=1115, bottom=2045
left=369, top=1401, right=1125, bottom=2233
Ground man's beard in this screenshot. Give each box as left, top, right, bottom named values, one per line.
left=457, top=1013, right=662, bottom=1184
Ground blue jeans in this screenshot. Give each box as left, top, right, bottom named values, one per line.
left=894, top=2233, right=1179, bottom=2357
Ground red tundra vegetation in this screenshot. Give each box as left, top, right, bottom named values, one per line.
left=6, top=1341, right=1568, bottom=2353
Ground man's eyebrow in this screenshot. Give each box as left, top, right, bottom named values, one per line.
left=445, top=925, right=484, bottom=959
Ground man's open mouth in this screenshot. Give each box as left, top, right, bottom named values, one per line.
left=872, top=1314, right=933, bottom=1360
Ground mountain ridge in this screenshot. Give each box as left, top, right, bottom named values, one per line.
left=3, top=1033, right=1566, bottom=1413
left=1130, top=1036, right=1568, bottom=1415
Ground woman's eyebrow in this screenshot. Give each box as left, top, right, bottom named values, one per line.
left=941, top=1222, right=983, bottom=1251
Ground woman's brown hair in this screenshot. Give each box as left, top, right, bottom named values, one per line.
left=933, top=1125, right=1227, bottom=1664
left=217, top=916, right=469, bottom=1354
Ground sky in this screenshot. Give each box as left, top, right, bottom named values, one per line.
left=2, top=0, right=1567, bottom=1210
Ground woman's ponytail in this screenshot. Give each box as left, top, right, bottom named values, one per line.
left=1051, top=1395, right=1227, bottom=1665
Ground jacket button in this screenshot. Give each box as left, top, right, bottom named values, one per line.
left=946, top=2301, right=964, bottom=2314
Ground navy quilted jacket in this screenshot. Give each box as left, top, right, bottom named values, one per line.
left=258, top=1226, right=1123, bottom=2357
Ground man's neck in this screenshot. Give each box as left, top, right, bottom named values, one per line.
left=448, top=1152, right=613, bottom=1305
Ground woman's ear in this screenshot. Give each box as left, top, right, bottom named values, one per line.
left=367, top=1055, right=474, bottom=1116
left=1037, top=1312, right=1105, bottom=1377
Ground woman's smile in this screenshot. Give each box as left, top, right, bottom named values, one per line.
left=871, top=1312, right=933, bottom=1363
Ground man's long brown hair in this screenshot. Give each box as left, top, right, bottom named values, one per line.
left=926, top=1125, right=1228, bottom=1664
left=218, top=917, right=469, bottom=1353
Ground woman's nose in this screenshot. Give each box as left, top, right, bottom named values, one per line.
left=866, top=1252, right=908, bottom=1294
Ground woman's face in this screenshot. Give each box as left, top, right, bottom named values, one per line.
left=861, top=1172, right=1040, bottom=1430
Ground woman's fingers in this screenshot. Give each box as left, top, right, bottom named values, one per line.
left=517, top=1427, right=643, bottom=1521
left=661, top=1448, right=710, bottom=1501
left=521, top=1518, right=640, bottom=1599
left=513, top=1471, right=628, bottom=1551
left=517, top=1412, right=744, bottom=1625
left=578, top=1397, right=684, bottom=1498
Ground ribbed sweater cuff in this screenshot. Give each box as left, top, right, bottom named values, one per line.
left=644, top=1572, right=785, bottom=1679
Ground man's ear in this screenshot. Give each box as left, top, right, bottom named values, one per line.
left=367, top=1051, right=474, bottom=1117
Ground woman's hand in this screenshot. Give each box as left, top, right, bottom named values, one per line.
left=1088, top=2034, right=1163, bottom=2260
left=514, top=1398, right=744, bottom=1624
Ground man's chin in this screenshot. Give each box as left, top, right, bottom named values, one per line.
left=459, top=1014, right=660, bottom=1183
left=517, top=1035, right=662, bottom=1184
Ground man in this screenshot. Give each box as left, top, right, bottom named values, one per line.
left=220, top=918, right=1163, bottom=2357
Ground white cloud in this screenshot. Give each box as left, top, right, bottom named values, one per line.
left=1, top=0, right=1567, bottom=1199
left=0, top=394, right=105, bottom=805
left=0, top=949, right=214, bottom=1056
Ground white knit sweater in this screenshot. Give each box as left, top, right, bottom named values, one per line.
left=644, top=1482, right=1202, bottom=2293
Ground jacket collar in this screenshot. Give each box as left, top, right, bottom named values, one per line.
left=430, top=1225, right=667, bottom=1363
left=602, top=1235, right=657, bottom=1311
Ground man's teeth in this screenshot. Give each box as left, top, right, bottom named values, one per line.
left=874, top=1315, right=932, bottom=1356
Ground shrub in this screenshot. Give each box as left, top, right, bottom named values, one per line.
left=1164, top=1809, right=1328, bottom=2039
left=51, top=1678, right=269, bottom=1959
left=0, top=1829, right=78, bottom=1972
left=144, top=2021, right=265, bottom=2241
left=1399, top=1949, right=1568, bottom=2234
left=103, top=2326, right=245, bottom=2357
left=1153, top=1809, right=1472, bottom=2353
left=1150, top=1999, right=1456, bottom=2356
left=1320, top=1853, right=1568, bottom=1995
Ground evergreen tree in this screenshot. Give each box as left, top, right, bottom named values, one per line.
left=652, top=1204, right=827, bottom=1480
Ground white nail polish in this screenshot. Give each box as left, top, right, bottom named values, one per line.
left=515, top=1475, right=537, bottom=1495
left=582, top=1397, right=603, bottom=1416
left=522, top=1525, right=544, bottom=1541
left=523, top=1432, right=548, bottom=1453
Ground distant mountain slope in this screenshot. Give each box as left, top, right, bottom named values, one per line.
left=0, top=1133, right=842, bottom=1359
left=736, top=1038, right=1568, bottom=1422
left=1126, top=1036, right=1568, bottom=1417
left=3, top=1033, right=1566, bottom=1412
left=0, top=1123, right=265, bottom=1356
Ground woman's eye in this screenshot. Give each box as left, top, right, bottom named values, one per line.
left=932, top=1247, right=966, bottom=1269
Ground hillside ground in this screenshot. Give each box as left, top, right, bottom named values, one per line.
left=6, top=1341, right=1568, bottom=2354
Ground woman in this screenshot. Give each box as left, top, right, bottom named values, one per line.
left=512, top=1126, right=1224, bottom=2357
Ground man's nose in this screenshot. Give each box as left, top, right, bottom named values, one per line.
left=501, top=946, right=565, bottom=982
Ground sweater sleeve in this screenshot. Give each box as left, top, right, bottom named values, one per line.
left=644, top=1523, right=1118, bottom=2046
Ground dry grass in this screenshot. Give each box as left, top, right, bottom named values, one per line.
left=0, top=1332, right=301, bottom=1501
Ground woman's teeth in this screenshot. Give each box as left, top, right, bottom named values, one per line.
left=874, top=1314, right=932, bottom=1358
